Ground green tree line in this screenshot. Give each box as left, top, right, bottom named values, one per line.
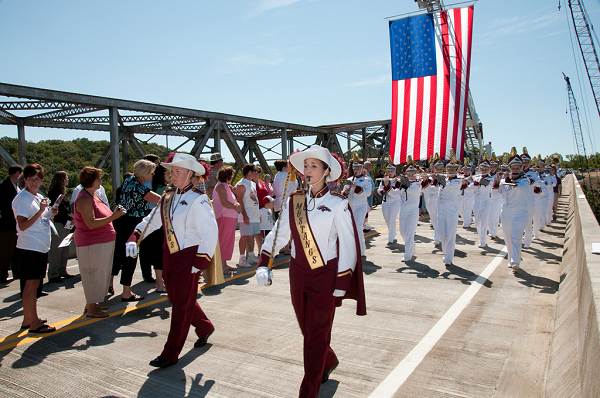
left=0, top=137, right=169, bottom=200
left=560, top=153, right=600, bottom=170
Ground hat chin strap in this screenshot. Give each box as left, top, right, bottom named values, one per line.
left=306, top=172, right=327, bottom=189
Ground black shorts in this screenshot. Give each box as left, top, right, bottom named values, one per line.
left=14, top=248, right=48, bottom=280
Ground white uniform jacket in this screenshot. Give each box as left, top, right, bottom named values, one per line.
left=399, top=180, right=422, bottom=210
left=438, top=176, right=464, bottom=208
left=346, top=176, right=372, bottom=208
left=499, top=176, right=531, bottom=214
left=473, top=174, right=493, bottom=202
left=261, top=190, right=358, bottom=282
left=135, top=186, right=218, bottom=267
left=377, top=178, right=403, bottom=203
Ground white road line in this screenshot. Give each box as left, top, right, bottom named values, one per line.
left=368, top=246, right=508, bottom=398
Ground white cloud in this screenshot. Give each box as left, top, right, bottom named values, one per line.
left=347, top=74, right=389, bottom=88
left=480, top=12, right=561, bottom=42
left=248, top=0, right=302, bottom=17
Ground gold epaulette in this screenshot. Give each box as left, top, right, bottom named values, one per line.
left=331, top=191, right=347, bottom=199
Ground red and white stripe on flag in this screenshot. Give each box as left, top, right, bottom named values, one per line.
left=389, top=6, right=474, bottom=164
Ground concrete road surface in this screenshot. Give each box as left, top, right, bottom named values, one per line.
left=0, top=195, right=565, bottom=397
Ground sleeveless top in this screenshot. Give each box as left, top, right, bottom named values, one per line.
left=235, top=178, right=260, bottom=223
left=212, top=181, right=238, bottom=219
left=73, top=190, right=116, bottom=247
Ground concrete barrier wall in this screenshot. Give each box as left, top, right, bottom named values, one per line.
left=546, top=175, right=600, bottom=398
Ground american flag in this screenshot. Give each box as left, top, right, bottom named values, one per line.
left=388, top=6, right=474, bottom=164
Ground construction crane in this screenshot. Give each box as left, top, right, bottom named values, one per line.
left=567, top=0, right=600, bottom=119
left=563, top=72, right=590, bottom=170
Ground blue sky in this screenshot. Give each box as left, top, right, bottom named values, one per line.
left=1, top=0, right=599, bottom=160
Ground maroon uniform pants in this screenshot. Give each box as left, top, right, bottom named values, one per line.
left=160, top=246, right=214, bottom=362
left=290, top=259, right=338, bottom=398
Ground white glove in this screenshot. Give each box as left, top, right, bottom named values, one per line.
left=333, top=289, right=346, bottom=297
left=125, top=242, right=138, bottom=258
left=191, top=266, right=201, bottom=274
left=256, top=266, right=272, bottom=287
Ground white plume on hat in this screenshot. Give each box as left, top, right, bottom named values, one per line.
left=161, top=153, right=206, bottom=175
left=289, top=145, right=342, bottom=182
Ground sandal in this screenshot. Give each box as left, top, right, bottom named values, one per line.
left=107, top=286, right=114, bottom=296
left=20, top=319, right=47, bottom=330
left=121, top=294, right=144, bottom=302
left=86, top=311, right=109, bottom=318
left=29, top=324, right=56, bottom=334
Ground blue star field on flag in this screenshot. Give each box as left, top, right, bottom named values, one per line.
left=389, top=13, right=437, bottom=81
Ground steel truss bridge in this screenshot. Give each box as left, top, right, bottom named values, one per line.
left=0, top=83, right=482, bottom=196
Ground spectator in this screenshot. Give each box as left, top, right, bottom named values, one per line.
left=363, top=160, right=375, bottom=231
left=73, top=167, right=125, bottom=317
left=206, top=152, right=224, bottom=198
left=139, top=154, right=161, bottom=285
left=12, top=163, right=56, bottom=333
left=263, top=174, right=274, bottom=196
left=212, top=166, right=240, bottom=273
left=71, top=180, right=109, bottom=208
left=254, top=166, right=271, bottom=252
left=234, top=164, right=260, bottom=268
left=47, top=171, right=74, bottom=283
left=259, top=196, right=275, bottom=240
left=139, top=161, right=168, bottom=292
left=0, top=164, right=22, bottom=284
left=272, top=160, right=298, bottom=217
left=111, top=159, right=161, bottom=301
left=115, top=172, right=134, bottom=204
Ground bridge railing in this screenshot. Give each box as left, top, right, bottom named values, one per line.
left=546, top=174, right=600, bottom=398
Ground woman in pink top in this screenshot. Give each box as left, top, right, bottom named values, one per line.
left=73, top=167, right=125, bottom=317
left=211, top=166, right=240, bottom=272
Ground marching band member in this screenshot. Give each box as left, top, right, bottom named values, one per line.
left=422, top=154, right=444, bottom=247
left=488, top=154, right=503, bottom=239
left=473, top=157, right=493, bottom=248
left=344, top=162, right=372, bottom=257
left=521, top=148, right=539, bottom=248
left=434, top=154, right=466, bottom=266
left=499, top=148, right=531, bottom=272
left=532, top=158, right=548, bottom=235
left=377, top=163, right=402, bottom=244
left=125, top=153, right=218, bottom=368
left=398, top=160, right=422, bottom=262
left=256, top=145, right=366, bottom=398
left=460, top=160, right=476, bottom=229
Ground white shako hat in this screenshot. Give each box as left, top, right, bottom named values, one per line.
left=161, top=153, right=206, bottom=175
left=289, top=145, right=342, bottom=182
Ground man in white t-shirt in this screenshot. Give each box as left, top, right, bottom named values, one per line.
left=272, top=160, right=298, bottom=216
left=234, top=164, right=260, bottom=268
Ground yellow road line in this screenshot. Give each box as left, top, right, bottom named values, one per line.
left=0, top=257, right=288, bottom=352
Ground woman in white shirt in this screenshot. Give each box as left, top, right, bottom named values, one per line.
left=12, top=164, right=57, bottom=334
